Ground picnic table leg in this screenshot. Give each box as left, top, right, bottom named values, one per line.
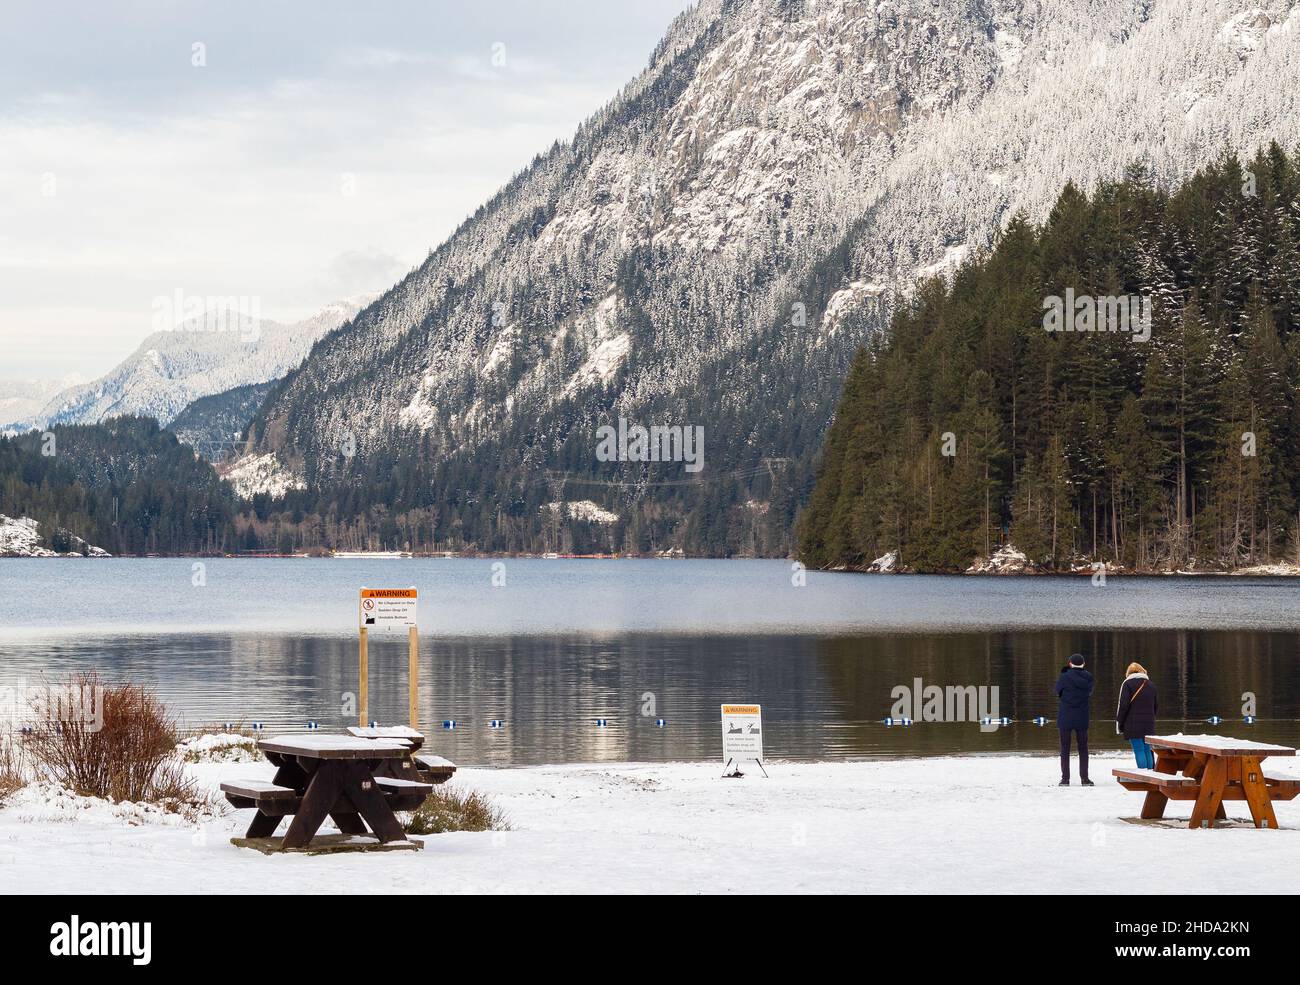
left=1239, top=756, right=1279, bottom=829
left=282, top=763, right=345, bottom=850
left=1140, top=748, right=1182, bottom=819
left=1178, top=753, right=1230, bottom=818
left=339, top=761, right=408, bottom=844
left=246, top=810, right=282, bottom=838
left=1189, top=757, right=1228, bottom=829
left=330, top=811, right=368, bottom=835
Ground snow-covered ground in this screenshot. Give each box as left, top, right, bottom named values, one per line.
left=4, top=753, right=1300, bottom=894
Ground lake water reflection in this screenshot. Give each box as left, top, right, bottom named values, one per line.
left=3, top=559, right=1300, bottom=764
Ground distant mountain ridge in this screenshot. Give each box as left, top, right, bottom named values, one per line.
left=0, top=376, right=83, bottom=431
left=22, top=297, right=373, bottom=433
left=233, top=0, right=1300, bottom=555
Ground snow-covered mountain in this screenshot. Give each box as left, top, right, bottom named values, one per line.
left=243, top=0, right=1300, bottom=553
left=28, top=297, right=374, bottom=432
left=0, top=376, right=83, bottom=431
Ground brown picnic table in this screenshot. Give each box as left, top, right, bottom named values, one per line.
left=1112, top=734, right=1300, bottom=829
left=221, top=735, right=432, bottom=849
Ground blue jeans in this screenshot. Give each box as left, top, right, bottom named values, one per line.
left=1130, top=737, right=1154, bottom=769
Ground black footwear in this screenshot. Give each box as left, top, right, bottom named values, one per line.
left=1058, top=779, right=1070, bottom=786
left=1081, top=779, right=1094, bottom=786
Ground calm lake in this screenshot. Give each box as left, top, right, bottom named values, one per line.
left=3, top=558, right=1300, bottom=764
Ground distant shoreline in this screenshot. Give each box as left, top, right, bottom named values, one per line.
left=4, top=552, right=1300, bottom=577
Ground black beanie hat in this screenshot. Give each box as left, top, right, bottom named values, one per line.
left=1068, top=653, right=1085, bottom=667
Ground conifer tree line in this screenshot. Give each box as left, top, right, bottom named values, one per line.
left=0, top=417, right=237, bottom=555
left=799, top=144, right=1300, bottom=573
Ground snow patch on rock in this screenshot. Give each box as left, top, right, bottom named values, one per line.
left=917, top=244, right=971, bottom=280
left=564, top=294, right=630, bottom=396
left=1220, top=9, right=1273, bottom=55
left=398, top=382, right=440, bottom=431
left=223, top=453, right=305, bottom=500
left=0, top=514, right=110, bottom=557
left=866, top=550, right=897, bottom=573
left=0, top=515, right=54, bottom=557
left=544, top=500, right=620, bottom=525
left=966, top=543, right=1033, bottom=574
left=993, top=29, right=1024, bottom=70
left=823, top=281, right=887, bottom=335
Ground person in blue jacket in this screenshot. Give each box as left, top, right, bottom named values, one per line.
left=1055, top=653, right=1094, bottom=786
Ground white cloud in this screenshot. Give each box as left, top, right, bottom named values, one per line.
left=0, top=1, right=692, bottom=376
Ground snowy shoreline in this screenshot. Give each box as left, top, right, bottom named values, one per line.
left=5, top=753, right=1300, bottom=894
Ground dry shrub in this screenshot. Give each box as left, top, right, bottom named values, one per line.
left=24, top=672, right=199, bottom=806
left=0, top=733, right=27, bottom=806
left=401, top=785, right=510, bottom=835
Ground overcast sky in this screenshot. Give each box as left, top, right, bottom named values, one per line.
left=0, top=0, right=691, bottom=378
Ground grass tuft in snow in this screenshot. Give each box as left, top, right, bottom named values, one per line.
left=401, top=785, right=511, bottom=835
left=177, top=729, right=260, bottom=763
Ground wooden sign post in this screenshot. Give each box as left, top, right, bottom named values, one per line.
left=359, top=625, right=369, bottom=727
left=357, top=587, right=420, bottom=730
left=408, top=624, right=419, bottom=731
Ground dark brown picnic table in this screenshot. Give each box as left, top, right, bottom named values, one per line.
left=221, top=735, right=432, bottom=849
left=1112, top=734, right=1300, bottom=829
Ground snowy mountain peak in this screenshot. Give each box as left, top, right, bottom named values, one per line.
left=28, top=296, right=375, bottom=431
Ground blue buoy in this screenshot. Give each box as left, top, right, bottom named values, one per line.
left=595, top=718, right=608, bottom=727
left=443, top=719, right=457, bottom=730
left=1207, top=715, right=1223, bottom=725
left=655, top=718, right=667, bottom=728
left=305, top=720, right=319, bottom=730
left=1031, top=716, right=1048, bottom=726
left=883, top=716, right=913, bottom=727
left=251, top=722, right=264, bottom=731
left=369, top=720, right=378, bottom=728
left=489, top=719, right=504, bottom=729
left=980, top=716, right=1012, bottom=726
left=1244, top=715, right=1256, bottom=725
left=223, top=721, right=235, bottom=731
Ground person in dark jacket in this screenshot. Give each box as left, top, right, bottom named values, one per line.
left=1054, top=653, right=1094, bottom=786
left=1116, top=662, right=1158, bottom=769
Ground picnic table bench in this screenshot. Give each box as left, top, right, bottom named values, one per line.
left=1112, top=734, right=1299, bottom=829
left=222, top=735, right=433, bottom=850
left=347, top=725, right=457, bottom=785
